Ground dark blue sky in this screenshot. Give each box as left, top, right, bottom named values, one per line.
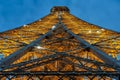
left=0, top=0, right=120, bottom=32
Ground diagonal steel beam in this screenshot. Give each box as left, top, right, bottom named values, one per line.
left=2, top=52, right=118, bottom=71
left=60, top=53, right=119, bottom=70
left=0, top=52, right=61, bottom=71
left=0, top=23, right=60, bottom=68
left=1, top=15, right=120, bottom=70
left=60, top=23, right=120, bottom=67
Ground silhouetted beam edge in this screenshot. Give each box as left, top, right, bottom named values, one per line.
left=61, top=23, right=120, bottom=68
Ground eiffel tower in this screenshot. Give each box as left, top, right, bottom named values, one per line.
left=0, top=6, right=120, bottom=80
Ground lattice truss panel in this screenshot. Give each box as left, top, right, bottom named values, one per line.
left=0, top=6, right=120, bottom=80
left=0, top=22, right=119, bottom=80
left=0, top=13, right=58, bottom=57
left=62, top=12, right=120, bottom=59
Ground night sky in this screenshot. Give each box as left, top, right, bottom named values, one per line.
left=0, top=0, right=120, bottom=32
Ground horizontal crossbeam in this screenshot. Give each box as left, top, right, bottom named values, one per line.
left=1, top=52, right=119, bottom=71
left=0, top=71, right=120, bottom=76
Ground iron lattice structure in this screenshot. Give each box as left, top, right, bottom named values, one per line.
left=0, top=6, right=120, bottom=80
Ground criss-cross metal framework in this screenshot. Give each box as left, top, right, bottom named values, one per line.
left=0, top=6, right=120, bottom=80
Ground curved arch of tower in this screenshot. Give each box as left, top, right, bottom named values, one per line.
left=0, top=6, right=120, bottom=80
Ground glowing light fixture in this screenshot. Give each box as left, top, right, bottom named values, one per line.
left=88, top=30, right=92, bottom=33
left=97, top=30, right=101, bottom=34
left=101, top=28, right=105, bottom=31
left=36, top=46, right=45, bottom=49
left=52, top=25, right=56, bottom=30
left=23, top=25, right=28, bottom=27
left=39, top=19, right=42, bottom=21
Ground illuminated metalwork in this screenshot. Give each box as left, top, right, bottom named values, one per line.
left=0, top=6, right=120, bottom=80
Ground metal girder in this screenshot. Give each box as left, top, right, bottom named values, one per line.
left=0, top=22, right=61, bottom=68
left=0, top=52, right=61, bottom=71
left=1, top=52, right=119, bottom=72
left=0, top=20, right=120, bottom=70
left=2, top=52, right=120, bottom=80
left=0, top=33, right=48, bottom=67
left=0, top=71, right=120, bottom=76
left=0, top=72, right=119, bottom=80
left=60, top=23, right=120, bottom=67
left=0, top=7, right=120, bottom=80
